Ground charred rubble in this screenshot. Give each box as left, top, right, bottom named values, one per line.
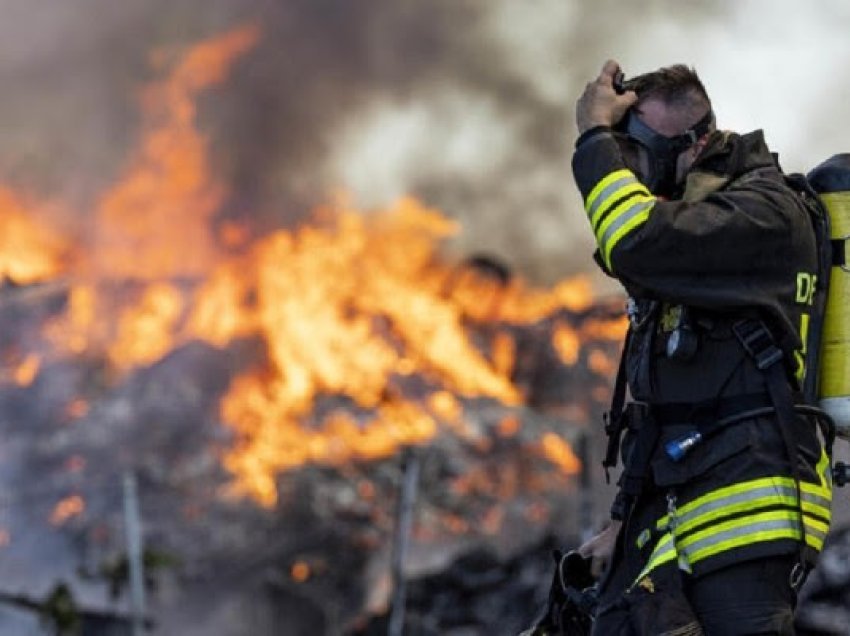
left=0, top=276, right=624, bottom=635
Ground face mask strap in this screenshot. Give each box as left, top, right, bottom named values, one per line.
left=669, top=109, right=715, bottom=153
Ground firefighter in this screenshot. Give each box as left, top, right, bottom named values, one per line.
left=570, top=61, right=832, bottom=634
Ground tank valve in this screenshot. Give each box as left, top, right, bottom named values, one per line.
left=833, top=461, right=850, bottom=487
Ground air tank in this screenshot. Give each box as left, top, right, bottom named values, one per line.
left=808, top=154, right=850, bottom=438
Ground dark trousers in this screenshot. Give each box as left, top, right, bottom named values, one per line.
left=592, top=555, right=798, bottom=635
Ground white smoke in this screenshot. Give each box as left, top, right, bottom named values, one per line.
left=326, top=0, right=850, bottom=284
left=0, top=0, right=847, bottom=285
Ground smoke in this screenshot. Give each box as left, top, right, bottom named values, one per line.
left=0, top=0, right=847, bottom=285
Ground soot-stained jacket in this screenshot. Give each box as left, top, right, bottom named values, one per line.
left=573, top=127, right=815, bottom=357
left=571, top=127, right=832, bottom=583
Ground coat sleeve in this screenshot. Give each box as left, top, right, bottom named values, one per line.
left=571, top=131, right=800, bottom=307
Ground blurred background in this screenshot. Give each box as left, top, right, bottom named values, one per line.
left=0, top=1, right=848, bottom=634
left=2, top=0, right=848, bottom=284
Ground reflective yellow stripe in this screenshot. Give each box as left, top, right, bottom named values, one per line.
left=655, top=475, right=831, bottom=530
left=813, top=448, right=833, bottom=490
left=805, top=515, right=830, bottom=537
left=585, top=169, right=634, bottom=212
left=681, top=509, right=805, bottom=550
left=635, top=510, right=820, bottom=584
left=634, top=469, right=833, bottom=586
left=602, top=204, right=652, bottom=269
left=795, top=312, right=810, bottom=383
left=590, top=182, right=648, bottom=231
left=583, top=169, right=655, bottom=271
left=674, top=494, right=797, bottom=535
left=659, top=492, right=830, bottom=536
left=802, top=501, right=832, bottom=522
left=690, top=527, right=803, bottom=563
left=638, top=532, right=676, bottom=580
left=594, top=193, right=654, bottom=243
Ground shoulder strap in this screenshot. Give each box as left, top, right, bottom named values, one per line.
left=602, top=326, right=631, bottom=482
left=732, top=319, right=818, bottom=569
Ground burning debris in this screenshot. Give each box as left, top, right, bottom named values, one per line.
left=0, top=22, right=640, bottom=636
left=0, top=19, right=845, bottom=636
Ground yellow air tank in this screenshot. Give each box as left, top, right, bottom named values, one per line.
left=808, top=154, right=850, bottom=438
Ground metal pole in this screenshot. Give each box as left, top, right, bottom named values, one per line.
left=576, top=432, right=594, bottom=543
left=388, top=449, right=420, bottom=636
left=123, top=472, right=146, bottom=636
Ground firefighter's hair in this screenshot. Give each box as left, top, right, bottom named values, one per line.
left=627, top=64, right=711, bottom=117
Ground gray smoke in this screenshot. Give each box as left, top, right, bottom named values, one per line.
left=0, top=0, right=847, bottom=286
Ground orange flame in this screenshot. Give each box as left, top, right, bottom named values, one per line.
left=46, top=25, right=260, bottom=368
left=539, top=432, right=581, bottom=475
left=0, top=187, right=70, bottom=285
left=13, top=354, right=40, bottom=387
left=50, top=495, right=85, bottom=526
left=552, top=322, right=581, bottom=366
left=108, top=283, right=184, bottom=369
left=7, top=25, right=616, bottom=508
left=89, top=24, right=260, bottom=281
left=291, top=561, right=311, bottom=583
left=218, top=198, right=536, bottom=504
left=587, top=349, right=617, bottom=378
left=64, top=399, right=90, bottom=422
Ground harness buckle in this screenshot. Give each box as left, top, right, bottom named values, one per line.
left=732, top=320, right=784, bottom=370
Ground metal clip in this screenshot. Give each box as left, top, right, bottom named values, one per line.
left=789, top=562, right=807, bottom=591
left=666, top=491, right=692, bottom=573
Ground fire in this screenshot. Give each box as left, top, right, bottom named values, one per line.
left=449, top=266, right=594, bottom=324
left=50, top=495, right=85, bottom=526
left=497, top=415, right=520, bottom=438
left=291, top=560, right=311, bottom=583
left=46, top=25, right=260, bottom=365
left=88, top=24, right=260, bottom=282
left=13, top=354, right=40, bottom=387
left=3, top=25, right=622, bottom=508
left=539, top=432, right=581, bottom=475
left=0, top=187, right=71, bottom=285
left=217, top=198, right=543, bottom=504
left=552, top=322, right=581, bottom=366
left=108, top=283, right=185, bottom=369
left=580, top=316, right=628, bottom=341
left=587, top=349, right=618, bottom=378
left=64, top=399, right=90, bottom=421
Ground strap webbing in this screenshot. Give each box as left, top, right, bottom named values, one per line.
left=832, top=238, right=846, bottom=266
left=732, top=319, right=815, bottom=566
left=602, top=326, right=631, bottom=480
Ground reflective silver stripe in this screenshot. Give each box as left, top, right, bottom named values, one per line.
left=586, top=174, right=639, bottom=223
left=598, top=198, right=654, bottom=255
left=801, top=519, right=829, bottom=545
left=646, top=514, right=800, bottom=577
left=662, top=485, right=796, bottom=533
left=800, top=482, right=832, bottom=513
left=656, top=479, right=831, bottom=533
left=683, top=517, right=802, bottom=563
left=634, top=473, right=833, bottom=585
left=587, top=177, right=649, bottom=232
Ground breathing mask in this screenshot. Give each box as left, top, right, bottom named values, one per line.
left=614, top=108, right=714, bottom=198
